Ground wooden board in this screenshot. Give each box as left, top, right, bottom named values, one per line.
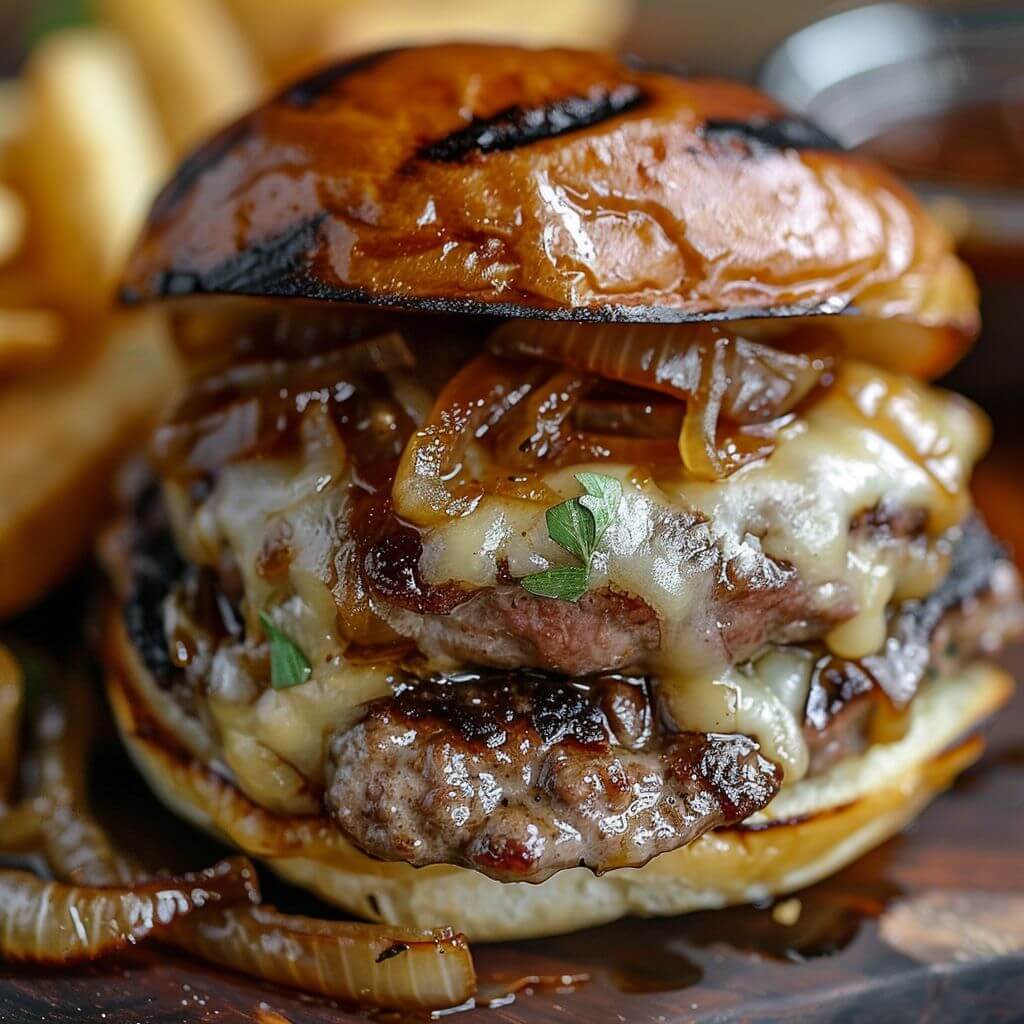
left=0, top=621, right=1022, bottom=1022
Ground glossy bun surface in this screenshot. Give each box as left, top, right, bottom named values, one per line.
left=123, top=44, right=975, bottom=335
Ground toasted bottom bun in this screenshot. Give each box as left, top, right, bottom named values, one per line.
left=103, top=610, right=1013, bottom=942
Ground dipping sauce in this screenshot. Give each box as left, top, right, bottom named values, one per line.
left=861, top=100, right=1024, bottom=191
left=857, top=99, right=1024, bottom=429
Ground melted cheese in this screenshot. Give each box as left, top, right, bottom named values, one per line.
left=421, top=364, right=985, bottom=668
left=665, top=647, right=816, bottom=782
left=177, top=361, right=987, bottom=786
left=206, top=660, right=392, bottom=808
left=414, top=363, right=986, bottom=773
left=825, top=543, right=897, bottom=660
left=182, top=405, right=351, bottom=659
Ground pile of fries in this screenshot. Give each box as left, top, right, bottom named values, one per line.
left=0, top=30, right=178, bottom=617
left=0, top=0, right=632, bottom=618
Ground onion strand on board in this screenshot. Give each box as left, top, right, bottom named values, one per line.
left=34, top=686, right=135, bottom=887
left=0, top=857, right=258, bottom=964
left=167, top=908, right=476, bottom=1011
left=11, top=668, right=478, bottom=1011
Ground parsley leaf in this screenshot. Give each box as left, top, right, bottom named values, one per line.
left=520, top=472, right=622, bottom=603
left=545, top=497, right=596, bottom=564
left=258, top=612, right=312, bottom=690
left=576, top=471, right=623, bottom=549
left=520, top=566, right=590, bottom=602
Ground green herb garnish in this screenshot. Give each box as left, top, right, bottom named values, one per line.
left=521, top=565, right=591, bottom=602
left=258, top=612, right=312, bottom=690
left=521, top=472, right=623, bottom=602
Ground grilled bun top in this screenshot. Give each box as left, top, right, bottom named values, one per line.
left=122, top=44, right=977, bottom=346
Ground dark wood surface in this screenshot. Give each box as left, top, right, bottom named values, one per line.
left=0, top=638, right=1021, bottom=1024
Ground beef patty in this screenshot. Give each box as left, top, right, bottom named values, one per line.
left=114, top=493, right=1020, bottom=882
left=326, top=675, right=781, bottom=883
left=326, top=520, right=1020, bottom=881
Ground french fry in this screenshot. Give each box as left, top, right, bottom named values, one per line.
left=321, top=0, right=633, bottom=58
left=0, top=309, right=64, bottom=374
left=0, top=184, right=26, bottom=266
left=220, top=0, right=359, bottom=79
left=0, top=269, right=47, bottom=310
left=0, top=311, right=181, bottom=618
left=97, top=0, right=266, bottom=153
left=16, top=29, right=169, bottom=316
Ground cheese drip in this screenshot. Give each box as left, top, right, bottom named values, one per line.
left=663, top=646, right=817, bottom=783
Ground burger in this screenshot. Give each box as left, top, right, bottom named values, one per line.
left=102, top=44, right=1022, bottom=941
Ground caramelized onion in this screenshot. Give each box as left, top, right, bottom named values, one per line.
left=32, top=750, right=475, bottom=1011
left=488, top=321, right=833, bottom=425
left=571, top=435, right=684, bottom=465
left=0, top=646, right=476, bottom=1010
left=575, top=397, right=683, bottom=439
left=678, top=335, right=792, bottom=480
left=168, top=908, right=475, bottom=1010
left=0, top=857, right=258, bottom=964
left=488, top=321, right=835, bottom=479
left=151, top=397, right=264, bottom=477
left=492, top=370, right=595, bottom=468
left=570, top=398, right=686, bottom=464
left=33, top=689, right=134, bottom=887
left=0, top=647, right=22, bottom=804
left=179, top=332, right=415, bottom=413
left=51, top=670, right=479, bottom=1010
left=152, top=332, right=416, bottom=477
left=393, top=355, right=545, bottom=526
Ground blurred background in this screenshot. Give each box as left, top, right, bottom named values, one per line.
left=2, top=1, right=1023, bottom=79
left=0, top=0, right=1021, bottom=615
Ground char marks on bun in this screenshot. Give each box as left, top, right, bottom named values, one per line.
left=123, top=44, right=976, bottom=379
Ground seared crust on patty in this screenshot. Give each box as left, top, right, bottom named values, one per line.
left=326, top=675, right=781, bottom=882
